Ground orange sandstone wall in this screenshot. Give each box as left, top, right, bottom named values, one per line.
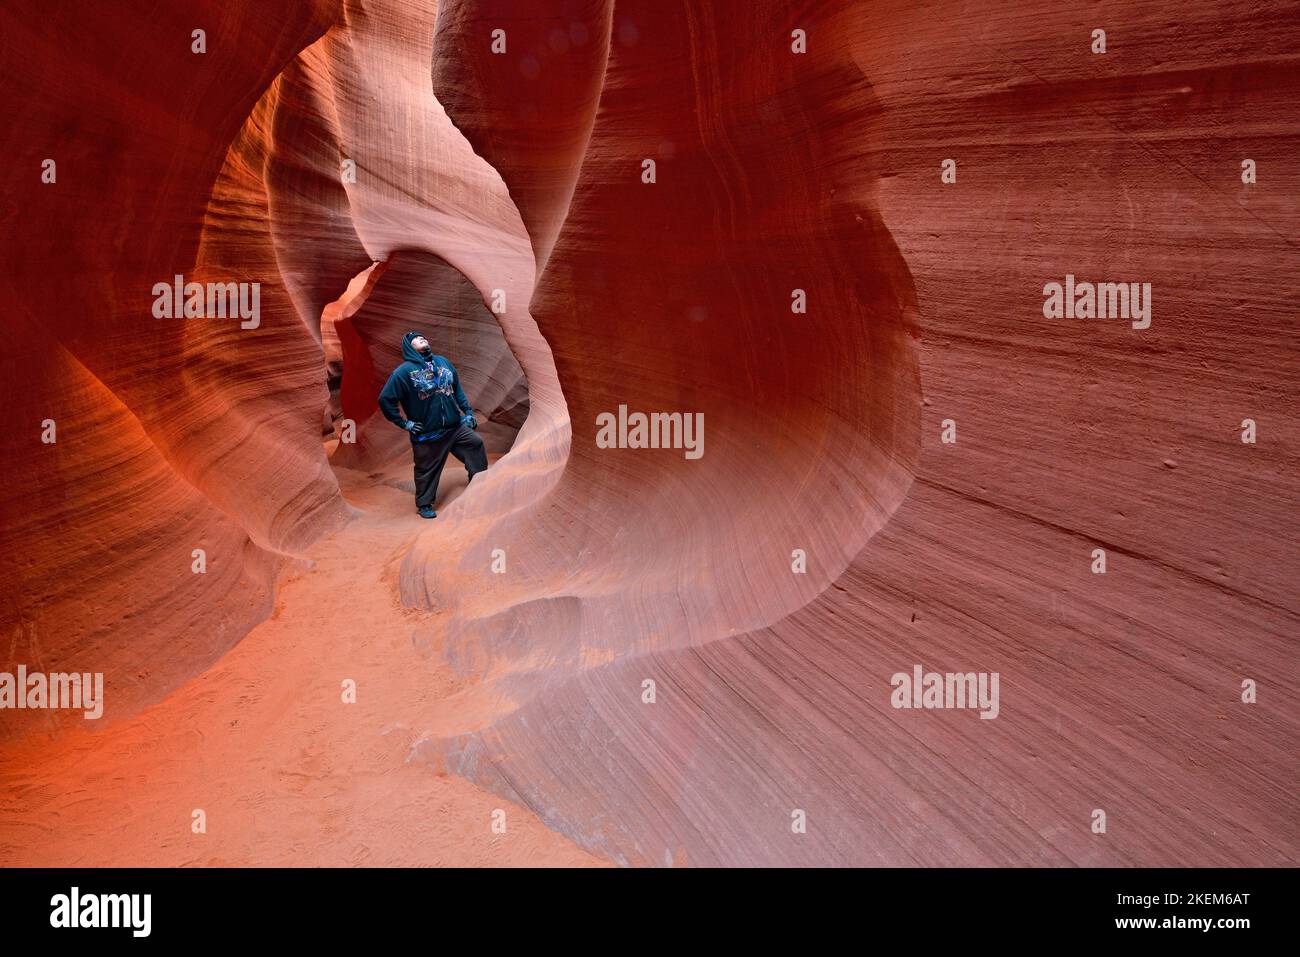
left=0, top=0, right=348, bottom=740
left=409, top=0, right=1299, bottom=865
left=1, top=0, right=1295, bottom=866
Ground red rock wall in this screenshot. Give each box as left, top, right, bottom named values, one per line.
left=0, top=0, right=543, bottom=739
left=2, top=0, right=1295, bottom=866
left=410, top=0, right=1299, bottom=865
left=0, top=0, right=348, bottom=740
left=431, top=0, right=612, bottom=271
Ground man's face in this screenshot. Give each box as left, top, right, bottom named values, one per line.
left=411, top=336, right=430, bottom=352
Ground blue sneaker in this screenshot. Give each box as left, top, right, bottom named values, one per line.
left=418, top=506, right=437, bottom=519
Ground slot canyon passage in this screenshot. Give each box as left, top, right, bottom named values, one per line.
left=0, top=0, right=1296, bottom=868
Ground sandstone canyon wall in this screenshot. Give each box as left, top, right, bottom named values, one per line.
left=1, top=0, right=1296, bottom=866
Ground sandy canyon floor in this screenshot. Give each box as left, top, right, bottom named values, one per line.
left=0, top=459, right=604, bottom=867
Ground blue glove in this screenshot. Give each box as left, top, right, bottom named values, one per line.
left=404, top=420, right=423, bottom=434
left=461, top=414, right=478, bottom=431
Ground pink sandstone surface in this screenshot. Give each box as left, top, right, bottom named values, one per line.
left=0, top=0, right=1295, bottom=866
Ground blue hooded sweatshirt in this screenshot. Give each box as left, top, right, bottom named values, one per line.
left=378, top=332, right=474, bottom=443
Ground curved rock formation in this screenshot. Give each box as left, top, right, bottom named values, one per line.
left=410, top=0, right=1298, bottom=865
left=0, top=0, right=349, bottom=741
left=1, top=0, right=1296, bottom=867
left=431, top=0, right=612, bottom=271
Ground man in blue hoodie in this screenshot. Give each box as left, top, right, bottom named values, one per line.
left=378, top=332, right=487, bottom=519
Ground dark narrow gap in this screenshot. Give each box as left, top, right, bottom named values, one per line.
left=321, top=262, right=386, bottom=449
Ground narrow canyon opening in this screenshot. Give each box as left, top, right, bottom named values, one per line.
left=320, top=250, right=531, bottom=508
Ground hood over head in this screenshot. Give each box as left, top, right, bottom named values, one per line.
left=402, top=331, right=432, bottom=364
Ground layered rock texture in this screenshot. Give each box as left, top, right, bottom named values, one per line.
left=1, top=0, right=1296, bottom=866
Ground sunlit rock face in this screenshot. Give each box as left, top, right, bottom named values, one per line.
left=2, top=0, right=1295, bottom=868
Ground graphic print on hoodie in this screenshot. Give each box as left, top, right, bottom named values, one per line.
left=378, top=331, right=475, bottom=443
left=410, top=362, right=455, bottom=401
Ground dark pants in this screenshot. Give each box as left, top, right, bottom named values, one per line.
left=411, top=425, right=487, bottom=508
